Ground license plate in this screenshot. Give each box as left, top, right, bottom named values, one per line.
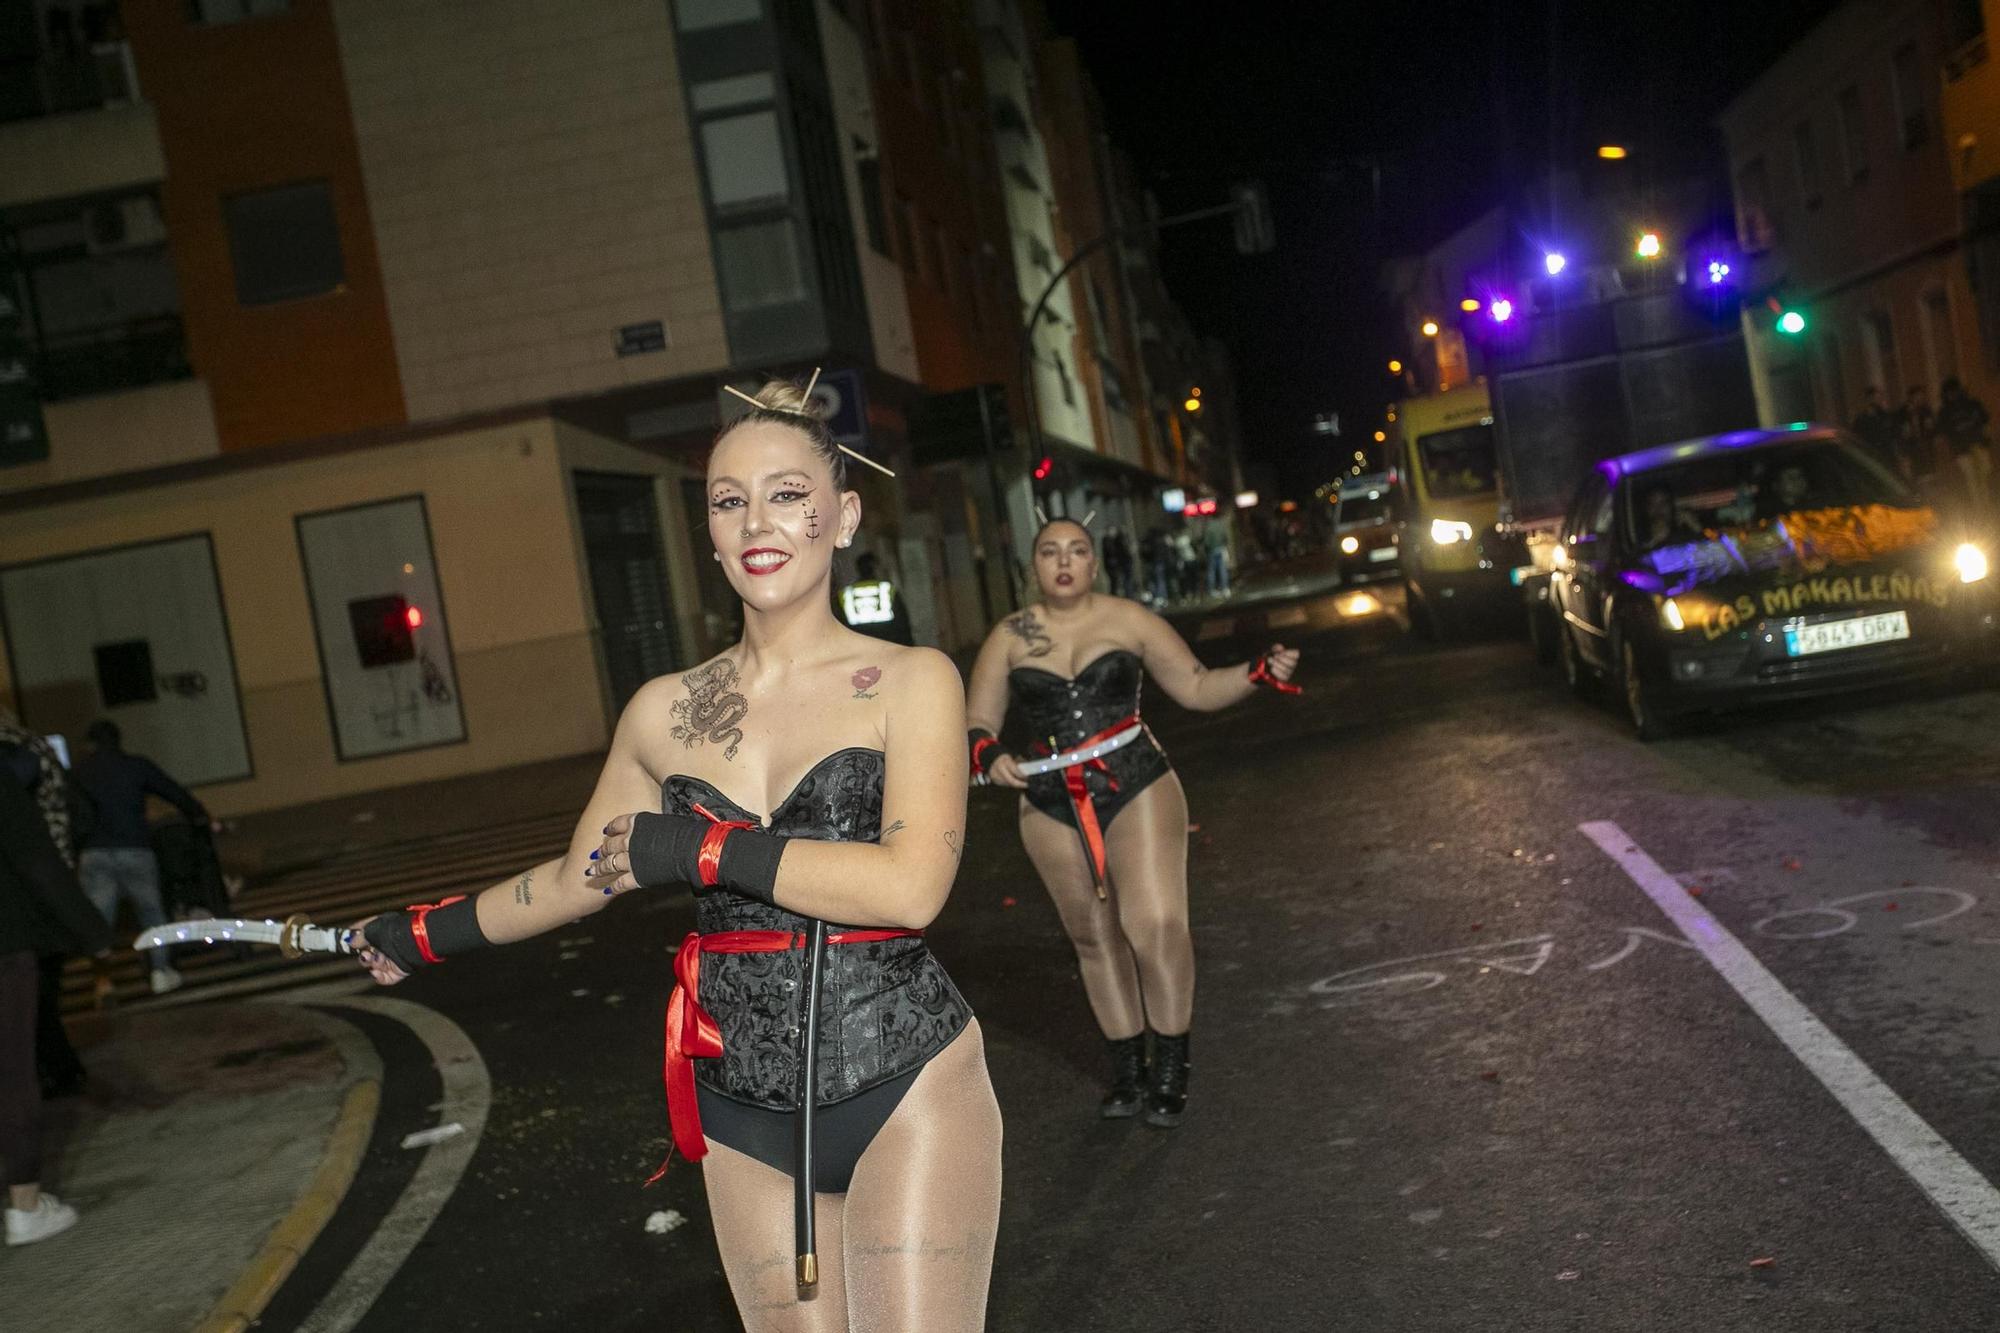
left=1368, top=546, right=1397, bottom=562
left=1784, top=611, right=1910, bottom=656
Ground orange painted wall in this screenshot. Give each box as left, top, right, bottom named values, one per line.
left=123, top=0, right=404, bottom=450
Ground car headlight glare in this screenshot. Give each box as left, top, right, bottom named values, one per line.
left=1956, top=542, right=1989, bottom=584
left=1340, top=535, right=1360, bottom=555
left=1660, top=597, right=1686, bottom=632
left=1430, top=518, right=1474, bottom=546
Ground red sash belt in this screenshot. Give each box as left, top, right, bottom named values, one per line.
left=652, top=926, right=921, bottom=1180
left=1035, top=714, right=1139, bottom=890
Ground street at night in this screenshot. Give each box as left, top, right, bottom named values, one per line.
left=9, top=0, right=2000, bottom=1329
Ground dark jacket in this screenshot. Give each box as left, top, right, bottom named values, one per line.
left=0, top=777, right=112, bottom=957
left=73, top=748, right=208, bottom=850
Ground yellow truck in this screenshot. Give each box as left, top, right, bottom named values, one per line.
left=1393, top=381, right=1511, bottom=637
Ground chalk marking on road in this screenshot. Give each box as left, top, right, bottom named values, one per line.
left=1471, top=940, right=1555, bottom=976
left=1752, top=887, right=1977, bottom=941
left=1308, top=933, right=1556, bottom=1005
left=1581, top=820, right=2000, bottom=1273
left=1583, top=926, right=1697, bottom=972
left=277, top=993, right=493, bottom=1333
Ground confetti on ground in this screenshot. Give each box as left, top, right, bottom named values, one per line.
left=645, top=1209, right=688, bottom=1235
left=1687, top=886, right=1704, bottom=898
left=400, top=1123, right=465, bottom=1150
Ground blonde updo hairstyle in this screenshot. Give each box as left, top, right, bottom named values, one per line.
left=713, top=379, right=849, bottom=492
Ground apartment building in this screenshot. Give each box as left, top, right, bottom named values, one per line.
left=0, top=0, right=1229, bottom=813
left=1720, top=0, right=1998, bottom=424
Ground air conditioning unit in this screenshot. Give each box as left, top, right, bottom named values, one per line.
left=85, top=197, right=168, bottom=254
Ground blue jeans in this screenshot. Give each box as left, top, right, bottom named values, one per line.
left=79, top=848, right=170, bottom=970
left=1206, top=548, right=1230, bottom=596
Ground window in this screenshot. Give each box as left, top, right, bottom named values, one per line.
left=187, top=0, right=289, bottom=23
left=223, top=180, right=344, bottom=305
left=1736, top=156, right=1776, bottom=251
left=1792, top=121, right=1823, bottom=208
left=1862, top=309, right=1902, bottom=397
left=898, top=196, right=923, bottom=279
left=1837, top=84, right=1869, bottom=182
left=691, top=72, right=776, bottom=113
left=700, top=111, right=789, bottom=208
left=1921, top=287, right=1958, bottom=386
left=854, top=141, right=889, bottom=255
left=714, top=220, right=806, bottom=311
left=1891, top=42, right=1928, bottom=148
left=674, top=0, right=760, bottom=31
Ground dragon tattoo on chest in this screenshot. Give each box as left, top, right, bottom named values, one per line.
left=1004, top=609, right=1055, bottom=658
left=671, top=657, right=749, bottom=761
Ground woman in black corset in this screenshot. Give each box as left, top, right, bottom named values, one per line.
left=966, top=518, right=1299, bottom=1126
left=355, top=379, right=1000, bottom=1331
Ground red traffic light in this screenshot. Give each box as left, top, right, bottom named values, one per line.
left=404, top=605, right=424, bottom=630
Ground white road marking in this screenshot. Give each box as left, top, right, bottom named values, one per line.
left=1197, top=618, right=1233, bottom=641
left=276, top=993, right=492, bottom=1333
left=1581, top=820, right=2000, bottom=1272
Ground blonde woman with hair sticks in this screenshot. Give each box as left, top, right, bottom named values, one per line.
left=355, top=375, right=1000, bottom=1331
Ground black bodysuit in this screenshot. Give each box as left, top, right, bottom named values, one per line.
left=1009, top=650, right=1172, bottom=830
left=662, top=747, right=972, bottom=1192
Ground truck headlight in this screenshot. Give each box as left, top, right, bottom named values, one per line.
left=1660, top=597, right=1686, bottom=631
left=1340, top=535, right=1360, bottom=554
left=1430, top=518, right=1474, bottom=546
left=1956, top=542, right=1989, bottom=584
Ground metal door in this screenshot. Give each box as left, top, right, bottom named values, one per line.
left=575, top=471, right=681, bottom=713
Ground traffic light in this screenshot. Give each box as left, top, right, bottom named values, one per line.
left=1777, top=308, right=1807, bottom=336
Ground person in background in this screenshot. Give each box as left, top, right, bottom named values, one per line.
left=0, top=714, right=90, bottom=1095
left=1897, top=385, right=1940, bottom=488
left=1100, top=526, right=1135, bottom=598
left=1170, top=528, right=1199, bottom=602
left=836, top=551, right=915, bottom=646
left=1936, top=376, right=1994, bottom=515
left=72, top=720, right=216, bottom=995
left=1849, top=386, right=1901, bottom=476
left=1201, top=519, right=1231, bottom=599
left=2, top=755, right=111, bottom=1247
left=1140, top=528, right=1170, bottom=607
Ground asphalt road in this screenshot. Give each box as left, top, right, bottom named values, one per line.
left=276, top=580, right=2000, bottom=1331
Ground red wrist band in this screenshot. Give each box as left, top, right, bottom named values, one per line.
left=970, top=735, right=1001, bottom=779
left=690, top=804, right=757, bottom=888
left=1248, top=654, right=1302, bottom=695
left=409, top=894, right=468, bottom=965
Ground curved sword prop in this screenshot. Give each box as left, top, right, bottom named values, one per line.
left=135, top=915, right=359, bottom=960
left=1010, top=723, right=1143, bottom=777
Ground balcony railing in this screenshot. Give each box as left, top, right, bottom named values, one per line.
left=0, top=41, right=141, bottom=125
left=35, top=315, right=192, bottom=402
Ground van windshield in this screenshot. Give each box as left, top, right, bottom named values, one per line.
left=1417, top=423, right=1497, bottom=500
left=1338, top=493, right=1391, bottom=524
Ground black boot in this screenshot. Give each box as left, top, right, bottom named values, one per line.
left=1144, top=1031, right=1189, bottom=1128
left=1099, top=1035, right=1146, bottom=1119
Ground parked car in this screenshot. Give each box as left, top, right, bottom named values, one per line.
left=1335, top=473, right=1399, bottom=582
left=1547, top=426, right=1997, bottom=739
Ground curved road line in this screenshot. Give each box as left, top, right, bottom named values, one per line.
left=274, top=993, right=492, bottom=1333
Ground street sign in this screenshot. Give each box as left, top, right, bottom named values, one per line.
left=908, top=383, right=1011, bottom=461
left=808, top=368, right=867, bottom=446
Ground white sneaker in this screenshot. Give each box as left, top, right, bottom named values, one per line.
left=5, top=1194, right=79, bottom=1246
left=150, top=966, right=184, bottom=995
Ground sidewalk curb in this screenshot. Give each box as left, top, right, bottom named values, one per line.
left=193, top=1077, right=381, bottom=1333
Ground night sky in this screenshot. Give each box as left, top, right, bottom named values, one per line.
left=1047, top=0, right=1842, bottom=499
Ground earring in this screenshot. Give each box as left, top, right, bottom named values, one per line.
left=712, top=552, right=721, bottom=562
